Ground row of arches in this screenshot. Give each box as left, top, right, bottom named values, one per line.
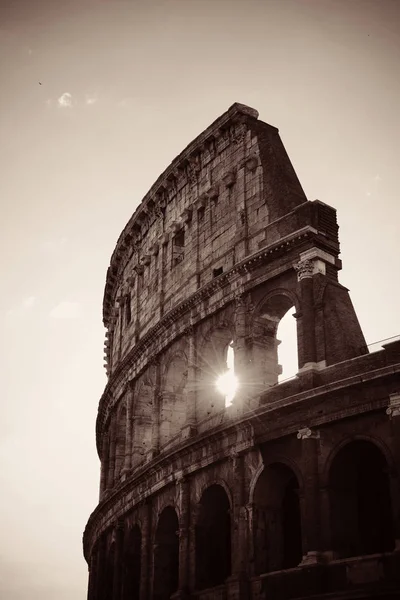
left=106, top=299, right=299, bottom=487
left=96, top=439, right=396, bottom=599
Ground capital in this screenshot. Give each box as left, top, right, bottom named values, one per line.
left=386, top=393, right=400, bottom=418
left=294, top=259, right=314, bottom=281
left=297, top=427, right=320, bottom=440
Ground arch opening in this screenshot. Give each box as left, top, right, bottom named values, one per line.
left=160, top=355, right=188, bottom=446
left=252, top=294, right=298, bottom=391
left=216, top=341, right=238, bottom=407
left=329, top=440, right=394, bottom=558
left=122, top=524, right=142, bottom=600
left=197, top=327, right=234, bottom=420
left=153, top=507, right=179, bottom=600
left=276, top=306, right=298, bottom=382
left=253, top=463, right=302, bottom=574
left=195, top=484, right=231, bottom=590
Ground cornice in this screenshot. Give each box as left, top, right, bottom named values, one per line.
left=102, top=103, right=266, bottom=327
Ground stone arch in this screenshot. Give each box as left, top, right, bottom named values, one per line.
left=321, top=433, right=395, bottom=488
left=122, top=523, right=142, bottom=600
left=328, top=438, right=395, bottom=558
left=194, top=476, right=233, bottom=508
left=197, top=323, right=235, bottom=421
left=159, top=352, right=188, bottom=447
left=195, top=484, right=232, bottom=590
left=153, top=506, right=179, bottom=600
left=251, top=289, right=300, bottom=390
left=252, top=462, right=303, bottom=574
left=155, top=496, right=181, bottom=526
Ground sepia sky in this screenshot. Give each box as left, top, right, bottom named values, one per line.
left=0, top=0, right=399, bottom=597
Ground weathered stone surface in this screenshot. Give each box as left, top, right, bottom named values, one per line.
left=84, top=104, right=400, bottom=600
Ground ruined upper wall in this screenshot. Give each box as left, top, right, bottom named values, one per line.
left=103, top=103, right=315, bottom=374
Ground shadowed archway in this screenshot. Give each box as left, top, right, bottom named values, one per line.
left=153, top=507, right=179, bottom=600
left=195, top=484, right=232, bottom=590
left=329, top=440, right=394, bottom=558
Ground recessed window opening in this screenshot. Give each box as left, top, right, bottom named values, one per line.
left=277, top=306, right=297, bottom=382
left=198, top=205, right=205, bottom=220
left=125, top=293, right=132, bottom=325
left=216, top=342, right=238, bottom=407
left=172, top=229, right=185, bottom=266
left=213, top=266, right=223, bottom=278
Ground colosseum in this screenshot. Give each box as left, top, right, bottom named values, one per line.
left=83, top=103, right=400, bottom=600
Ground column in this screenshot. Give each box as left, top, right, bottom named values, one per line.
left=151, top=359, right=161, bottom=457
left=112, top=520, right=125, bottom=600
left=188, top=502, right=201, bottom=591
left=226, top=451, right=249, bottom=599
left=230, top=451, right=247, bottom=574
left=99, top=432, right=109, bottom=498
left=87, top=550, right=96, bottom=600
left=294, top=260, right=317, bottom=369
left=297, top=427, right=323, bottom=564
left=96, top=536, right=107, bottom=600
left=176, top=476, right=190, bottom=597
left=107, top=416, right=117, bottom=489
left=233, top=292, right=251, bottom=415
left=183, top=325, right=197, bottom=437
left=140, top=500, right=152, bottom=600
left=386, top=393, right=400, bottom=551
left=122, top=386, right=133, bottom=475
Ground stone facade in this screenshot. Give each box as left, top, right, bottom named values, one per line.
left=83, top=103, right=400, bottom=600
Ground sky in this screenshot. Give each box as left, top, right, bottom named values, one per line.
left=0, top=0, right=399, bottom=597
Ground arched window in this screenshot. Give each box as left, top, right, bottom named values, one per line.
left=329, top=440, right=394, bottom=558
left=252, top=294, right=298, bottom=389
left=276, top=306, right=298, bottom=382
left=153, top=507, right=179, bottom=600
left=253, top=463, right=302, bottom=574
left=160, top=354, right=188, bottom=447
left=195, top=484, right=231, bottom=590
left=216, top=341, right=238, bottom=407
left=197, top=326, right=235, bottom=420
left=122, top=524, right=141, bottom=600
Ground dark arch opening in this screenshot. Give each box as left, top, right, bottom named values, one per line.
left=153, top=507, right=179, bottom=600
left=122, top=524, right=142, bottom=600
left=195, top=484, right=231, bottom=590
left=329, top=440, right=394, bottom=558
left=253, top=462, right=302, bottom=574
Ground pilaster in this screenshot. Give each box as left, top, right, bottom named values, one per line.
left=297, top=427, right=324, bottom=564
left=183, top=324, right=197, bottom=437
left=176, top=475, right=191, bottom=594
left=112, top=520, right=124, bottom=600
left=122, top=385, right=133, bottom=476
left=386, top=392, right=400, bottom=551
left=140, top=500, right=151, bottom=600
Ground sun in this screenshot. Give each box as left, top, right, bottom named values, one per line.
left=216, top=370, right=238, bottom=407
left=215, top=344, right=238, bottom=407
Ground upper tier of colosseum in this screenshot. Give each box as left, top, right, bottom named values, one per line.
left=101, top=103, right=329, bottom=376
